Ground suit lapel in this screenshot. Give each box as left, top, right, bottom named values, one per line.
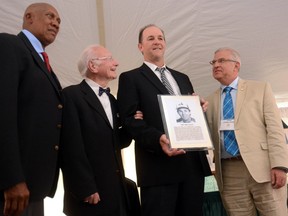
left=80, top=81, right=112, bottom=128
left=214, top=89, right=221, bottom=130
left=235, top=79, right=247, bottom=123
left=168, top=67, right=191, bottom=95
left=108, top=93, right=119, bottom=129
left=18, top=32, right=61, bottom=96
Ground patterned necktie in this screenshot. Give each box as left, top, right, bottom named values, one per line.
left=156, top=67, right=175, bottom=95
left=223, top=86, right=239, bottom=156
left=41, top=52, right=51, bottom=72
left=99, top=87, right=110, bottom=96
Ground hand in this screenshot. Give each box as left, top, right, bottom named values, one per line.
left=134, top=110, right=143, bottom=120
left=4, top=182, right=30, bottom=216
left=84, top=192, right=101, bottom=205
left=271, top=168, right=287, bottom=189
left=192, top=93, right=208, bottom=112
left=160, top=134, right=186, bottom=157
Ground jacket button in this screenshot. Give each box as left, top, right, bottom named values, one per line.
left=57, top=124, right=62, bottom=128
left=54, top=145, right=59, bottom=151
left=57, top=104, right=63, bottom=109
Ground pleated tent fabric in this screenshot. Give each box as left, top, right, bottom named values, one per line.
left=1, top=0, right=287, bottom=103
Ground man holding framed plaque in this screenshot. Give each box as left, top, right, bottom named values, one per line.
left=117, top=24, right=211, bottom=216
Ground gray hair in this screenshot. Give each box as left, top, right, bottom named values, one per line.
left=78, top=44, right=101, bottom=77
left=215, top=47, right=241, bottom=66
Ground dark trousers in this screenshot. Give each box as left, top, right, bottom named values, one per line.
left=140, top=174, right=205, bottom=216
left=0, top=200, right=44, bottom=216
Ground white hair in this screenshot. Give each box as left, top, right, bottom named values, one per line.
left=215, top=47, right=241, bottom=66
left=77, top=44, right=101, bottom=77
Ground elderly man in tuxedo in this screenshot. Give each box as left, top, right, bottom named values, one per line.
left=60, top=44, right=141, bottom=216
left=206, top=47, right=288, bottom=216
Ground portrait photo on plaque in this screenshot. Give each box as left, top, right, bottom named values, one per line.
left=158, top=95, right=213, bottom=150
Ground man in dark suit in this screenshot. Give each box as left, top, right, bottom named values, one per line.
left=117, top=24, right=211, bottom=216
left=0, top=3, right=62, bottom=216
left=60, top=44, right=141, bottom=216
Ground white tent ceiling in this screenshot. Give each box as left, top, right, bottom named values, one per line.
left=1, top=0, right=288, bottom=105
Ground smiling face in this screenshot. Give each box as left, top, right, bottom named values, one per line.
left=212, top=49, right=240, bottom=85
left=23, top=3, right=61, bottom=47
left=87, top=46, right=119, bottom=85
left=138, top=25, right=166, bottom=66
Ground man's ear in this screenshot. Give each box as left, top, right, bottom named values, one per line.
left=138, top=43, right=142, bottom=50
left=138, top=43, right=144, bottom=55
left=88, top=61, right=98, bottom=73
left=24, top=12, right=33, bottom=24
left=235, top=62, right=241, bottom=71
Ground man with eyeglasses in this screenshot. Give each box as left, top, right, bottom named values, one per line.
left=206, top=47, right=288, bottom=215
left=60, top=44, right=141, bottom=216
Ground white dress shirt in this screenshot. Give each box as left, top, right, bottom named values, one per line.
left=85, top=78, right=113, bottom=128
left=144, top=61, right=181, bottom=95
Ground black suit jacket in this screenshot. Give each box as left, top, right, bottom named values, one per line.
left=0, top=32, right=62, bottom=201
left=117, top=64, right=211, bottom=187
left=60, top=80, right=137, bottom=215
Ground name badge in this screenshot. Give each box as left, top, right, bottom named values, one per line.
left=220, top=119, right=235, bottom=131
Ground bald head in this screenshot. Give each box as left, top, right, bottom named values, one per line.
left=22, top=3, right=61, bottom=47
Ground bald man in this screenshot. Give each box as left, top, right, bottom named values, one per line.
left=0, top=3, right=62, bottom=216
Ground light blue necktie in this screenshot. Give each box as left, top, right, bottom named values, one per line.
left=223, top=87, right=239, bottom=156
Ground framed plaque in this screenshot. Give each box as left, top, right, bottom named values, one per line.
left=158, top=95, right=214, bottom=151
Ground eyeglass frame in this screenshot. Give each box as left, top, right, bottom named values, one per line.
left=90, top=56, right=114, bottom=62
left=209, top=58, right=238, bottom=66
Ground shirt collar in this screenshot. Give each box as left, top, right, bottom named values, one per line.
left=144, top=61, right=166, bottom=72
left=22, top=29, right=44, bottom=53
left=85, top=78, right=102, bottom=88
left=221, top=77, right=239, bottom=93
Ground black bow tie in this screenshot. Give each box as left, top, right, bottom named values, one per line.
left=98, top=87, right=110, bottom=96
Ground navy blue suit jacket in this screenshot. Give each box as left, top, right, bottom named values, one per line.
left=0, top=32, right=62, bottom=201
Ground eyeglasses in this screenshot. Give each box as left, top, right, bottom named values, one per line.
left=209, top=58, right=238, bottom=65
left=91, top=56, right=114, bottom=61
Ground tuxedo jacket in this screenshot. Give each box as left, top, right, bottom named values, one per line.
left=60, top=80, right=134, bottom=215
left=206, top=79, right=288, bottom=191
left=117, top=63, right=211, bottom=187
left=0, top=32, right=62, bottom=201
